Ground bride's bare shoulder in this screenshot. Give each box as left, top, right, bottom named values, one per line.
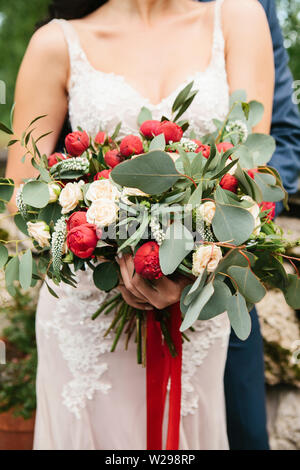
left=222, top=0, right=270, bottom=39
left=24, top=21, right=68, bottom=72
left=222, top=0, right=267, bottom=24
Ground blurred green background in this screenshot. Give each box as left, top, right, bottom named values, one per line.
left=0, top=0, right=299, bottom=136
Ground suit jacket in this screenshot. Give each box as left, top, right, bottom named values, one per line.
left=201, top=0, right=300, bottom=196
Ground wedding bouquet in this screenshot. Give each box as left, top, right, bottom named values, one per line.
left=0, top=83, right=299, bottom=363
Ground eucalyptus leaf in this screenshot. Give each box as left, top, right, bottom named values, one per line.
left=93, top=262, right=119, bottom=292
left=188, top=183, right=203, bottom=208
left=14, top=214, right=29, bottom=235
left=254, top=173, right=285, bottom=202
left=244, top=133, right=276, bottom=167
left=0, top=178, right=14, bottom=202
left=228, top=265, right=266, bottom=303
left=39, top=203, right=62, bottom=226
left=212, top=203, right=255, bottom=245
left=229, top=90, right=247, bottom=107
left=159, top=220, right=194, bottom=275
left=19, top=249, right=33, bottom=290
left=5, top=256, right=19, bottom=297
left=180, top=281, right=214, bottom=332
left=111, top=151, right=180, bottom=194
left=183, top=270, right=207, bottom=306
left=226, top=292, right=252, bottom=340
left=284, top=274, right=300, bottom=309
left=0, top=245, right=9, bottom=269
left=23, top=181, right=50, bottom=209
left=149, top=133, right=166, bottom=151
left=248, top=101, right=264, bottom=127
left=137, top=106, right=152, bottom=126
left=199, top=280, right=232, bottom=320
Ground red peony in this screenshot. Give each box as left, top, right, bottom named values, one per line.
left=94, top=169, right=112, bottom=180
left=217, top=142, right=234, bottom=153
left=94, top=131, right=107, bottom=145
left=154, top=121, right=183, bottom=144
left=247, top=168, right=259, bottom=179
left=65, top=131, right=89, bottom=156
left=104, top=149, right=123, bottom=168
left=220, top=174, right=239, bottom=193
left=134, top=241, right=163, bottom=281
left=197, top=144, right=211, bottom=159
left=48, top=152, right=67, bottom=168
left=120, top=135, right=144, bottom=157
left=67, top=223, right=99, bottom=259
left=140, top=120, right=161, bottom=139
left=260, top=201, right=276, bottom=222
left=192, top=139, right=203, bottom=152
left=67, top=211, right=87, bottom=231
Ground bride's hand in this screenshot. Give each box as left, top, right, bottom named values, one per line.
left=117, top=283, right=153, bottom=311
left=119, top=254, right=190, bottom=310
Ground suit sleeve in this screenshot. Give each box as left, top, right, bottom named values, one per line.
left=263, top=0, right=300, bottom=197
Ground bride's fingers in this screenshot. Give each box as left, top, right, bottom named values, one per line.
left=119, top=255, right=149, bottom=302
left=118, top=286, right=153, bottom=310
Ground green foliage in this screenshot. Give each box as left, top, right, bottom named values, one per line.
left=0, top=289, right=37, bottom=419
left=111, top=151, right=180, bottom=194
left=159, top=220, right=194, bottom=275
left=0, top=0, right=50, bottom=124
left=93, top=261, right=119, bottom=292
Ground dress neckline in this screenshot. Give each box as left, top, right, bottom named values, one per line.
left=53, top=0, right=224, bottom=107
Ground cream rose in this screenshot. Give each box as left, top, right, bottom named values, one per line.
left=167, top=152, right=180, bottom=163
left=241, top=196, right=260, bottom=219
left=86, top=198, right=118, bottom=227
left=196, top=201, right=216, bottom=226
left=121, top=186, right=149, bottom=205
left=86, top=179, right=120, bottom=203
left=48, top=182, right=61, bottom=203
left=27, top=221, right=51, bottom=248
left=225, top=158, right=238, bottom=176
left=59, top=181, right=84, bottom=214
left=192, top=245, right=223, bottom=277
left=241, top=196, right=261, bottom=235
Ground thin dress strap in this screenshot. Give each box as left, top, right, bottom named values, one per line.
left=211, top=0, right=225, bottom=65
left=51, top=19, right=89, bottom=87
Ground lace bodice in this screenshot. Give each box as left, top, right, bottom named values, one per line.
left=37, top=0, right=231, bottom=421
left=52, top=0, right=229, bottom=139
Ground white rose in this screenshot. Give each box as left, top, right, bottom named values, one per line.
left=196, top=201, right=216, bottom=225
left=86, top=179, right=120, bottom=203
left=225, top=158, right=238, bottom=176
left=241, top=196, right=261, bottom=236
left=167, top=152, right=180, bottom=163
left=48, top=182, right=61, bottom=203
left=122, top=187, right=149, bottom=198
left=192, top=245, right=223, bottom=277
left=59, top=181, right=84, bottom=214
left=121, top=186, right=149, bottom=205
left=86, top=198, right=118, bottom=227
left=253, top=217, right=261, bottom=236
left=27, top=221, right=51, bottom=248
left=241, top=196, right=260, bottom=219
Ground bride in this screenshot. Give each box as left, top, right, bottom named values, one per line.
left=6, top=0, right=274, bottom=450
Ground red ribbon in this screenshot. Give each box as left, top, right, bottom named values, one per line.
left=146, top=303, right=182, bottom=450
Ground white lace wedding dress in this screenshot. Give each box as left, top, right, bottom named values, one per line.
left=34, top=0, right=231, bottom=450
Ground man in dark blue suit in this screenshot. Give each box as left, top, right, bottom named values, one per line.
left=200, top=0, right=300, bottom=450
